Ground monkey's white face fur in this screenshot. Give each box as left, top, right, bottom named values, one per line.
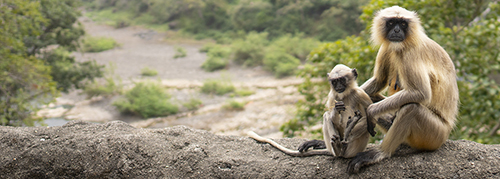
left=328, top=64, right=352, bottom=79
left=371, top=6, right=427, bottom=51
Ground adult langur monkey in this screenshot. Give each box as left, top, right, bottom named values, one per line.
left=347, top=6, right=459, bottom=174
left=248, top=64, right=372, bottom=158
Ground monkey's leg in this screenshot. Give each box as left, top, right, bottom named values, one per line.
left=342, top=117, right=370, bottom=158
left=341, top=111, right=362, bottom=155
left=298, top=111, right=342, bottom=155
left=347, top=103, right=449, bottom=174
left=323, top=111, right=343, bottom=156
left=375, top=113, right=395, bottom=133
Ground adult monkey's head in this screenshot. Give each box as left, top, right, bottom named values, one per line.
left=371, top=6, right=427, bottom=51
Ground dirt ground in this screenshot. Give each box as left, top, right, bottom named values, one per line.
left=39, top=16, right=308, bottom=139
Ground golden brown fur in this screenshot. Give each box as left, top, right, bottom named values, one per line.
left=248, top=65, right=372, bottom=158
left=323, top=64, right=372, bottom=158
left=349, top=6, right=459, bottom=173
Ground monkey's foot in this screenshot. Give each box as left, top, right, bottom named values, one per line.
left=330, top=134, right=344, bottom=156
left=347, top=149, right=386, bottom=174
left=298, top=139, right=326, bottom=152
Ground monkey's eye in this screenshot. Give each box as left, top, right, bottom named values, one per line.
left=388, top=22, right=393, bottom=26
left=401, top=22, right=407, bottom=27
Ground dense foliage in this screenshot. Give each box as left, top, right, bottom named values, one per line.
left=284, top=0, right=500, bottom=144
left=1, top=0, right=103, bottom=126
left=83, top=0, right=368, bottom=41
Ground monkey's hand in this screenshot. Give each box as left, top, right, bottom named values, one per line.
left=366, top=106, right=377, bottom=137
left=335, top=101, right=346, bottom=113
left=298, top=139, right=326, bottom=152
left=347, top=149, right=385, bottom=174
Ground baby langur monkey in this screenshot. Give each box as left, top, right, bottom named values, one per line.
left=248, top=64, right=372, bottom=158
left=298, top=64, right=372, bottom=158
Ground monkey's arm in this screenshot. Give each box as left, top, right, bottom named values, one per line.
left=247, top=131, right=332, bottom=157
left=361, top=51, right=390, bottom=103
left=367, top=65, right=431, bottom=117
left=352, top=89, right=377, bottom=136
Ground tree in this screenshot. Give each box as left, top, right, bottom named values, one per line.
left=0, top=0, right=57, bottom=126
left=0, top=0, right=104, bottom=126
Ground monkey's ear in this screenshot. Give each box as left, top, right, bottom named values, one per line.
left=327, top=73, right=330, bottom=77
left=352, top=69, right=358, bottom=79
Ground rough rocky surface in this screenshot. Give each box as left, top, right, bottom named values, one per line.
left=1, top=121, right=499, bottom=178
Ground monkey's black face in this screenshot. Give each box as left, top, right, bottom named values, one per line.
left=330, top=78, right=347, bottom=93
left=385, top=18, right=408, bottom=42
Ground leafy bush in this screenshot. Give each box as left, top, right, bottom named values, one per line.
left=270, top=34, right=320, bottom=60
left=114, top=19, right=130, bottom=29
left=232, top=32, right=269, bottom=66
left=182, top=98, right=203, bottom=111
left=113, top=81, right=178, bottom=118
left=263, top=49, right=301, bottom=78
left=83, top=63, right=122, bottom=98
left=84, top=77, right=122, bottom=98
left=173, top=46, right=187, bottom=59
left=200, top=79, right=235, bottom=95
left=235, top=88, right=255, bottom=97
left=141, top=67, right=158, bottom=76
left=222, top=100, right=245, bottom=111
left=202, top=57, right=228, bottom=72
left=42, top=48, right=104, bottom=92
left=82, top=36, right=119, bottom=52
left=201, top=44, right=231, bottom=72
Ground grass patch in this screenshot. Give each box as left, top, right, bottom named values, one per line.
left=200, top=79, right=235, bottom=95
left=222, top=100, right=245, bottom=111
left=173, top=46, right=187, bottom=59
left=82, top=36, right=119, bottom=53
left=141, top=67, right=158, bottom=76
left=113, top=81, right=178, bottom=118
left=182, top=98, right=203, bottom=111
left=235, top=88, right=255, bottom=96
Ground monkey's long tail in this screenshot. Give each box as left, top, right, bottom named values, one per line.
left=247, top=131, right=332, bottom=157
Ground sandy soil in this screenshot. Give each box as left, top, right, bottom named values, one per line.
left=41, top=16, right=306, bottom=139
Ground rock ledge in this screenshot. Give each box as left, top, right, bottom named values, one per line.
left=1, top=121, right=499, bottom=178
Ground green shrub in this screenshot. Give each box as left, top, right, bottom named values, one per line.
left=232, top=32, right=269, bottom=66
left=83, top=63, right=122, bottom=98
left=263, top=49, right=301, bottom=78
left=202, top=57, right=228, bottom=72
left=113, top=81, right=178, bottom=118
left=182, top=98, right=203, bottom=111
left=82, top=36, right=119, bottom=53
left=235, top=88, right=255, bottom=96
left=200, top=79, right=235, bottom=95
left=114, top=19, right=130, bottom=29
left=270, top=34, right=320, bottom=60
left=84, top=78, right=122, bottom=98
left=141, top=67, right=158, bottom=76
left=173, top=46, right=187, bottom=59
left=199, top=44, right=216, bottom=53
left=201, top=44, right=231, bottom=72
left=222, top=100, right=245, bottom=111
